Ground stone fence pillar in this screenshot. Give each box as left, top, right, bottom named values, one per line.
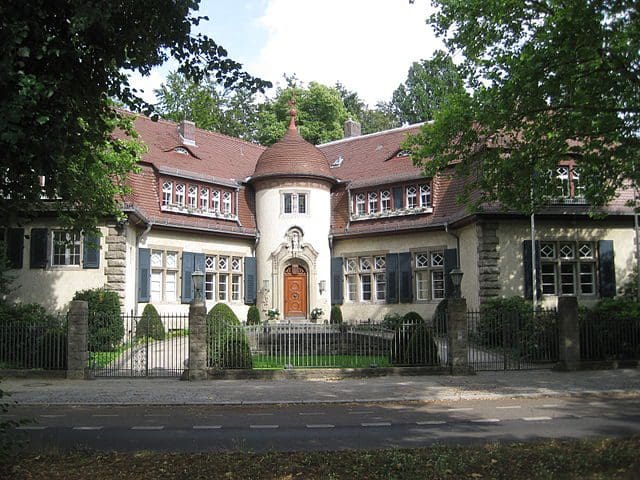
left=67, top=300, right=88, bottom=379
left=447, top=298, right=472, bottom=374
left=187, top=300, right=207, bottom=380
left=557, top=296, right=580, bottom=370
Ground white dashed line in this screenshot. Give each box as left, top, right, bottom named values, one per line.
left=349, top=411, right=375, bottom=415
left=131, top=426, right=164, bottom=430
left=250, top=424, right=279, bottom=429
left=361, top=422, right=391, bottom=427
left=73, top=426, right=103, bottom=431
left=471, top=418, right=501, bottom=423
left=589, top=402, right=606, bottom=407
left=247, top=413, right=274, bottom=417
left=193, top=425, right=222, bottom=430
left=447, top=408, right=474, bottom=412
left=541, top=404, right=561, bottom=408
left=16, top=426, right=46, bottom=430
left=144, top=414, right=170, bottom=418
left=40, top=414, right=65, bottom=418
left=306, top=424, right=335, bottom=429
left=496, top=405, right=522, bottom=410
left=92, top=414, right=119, bottom=418
left=523, top=416, right=552, bottom=421
left=416, top=420, right=447, bottom=425
left=298, top=412, right=325, bottom=416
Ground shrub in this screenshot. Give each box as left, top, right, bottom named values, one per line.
left=73, top=288, right=123, bottom=352
left=135, top=304, right=165, bottom=340
left=207, top=303, right=252, bottom=369
left=246, top=305, right=261, bottom=325
left=591, top=297, right=640, bottom=321
left=401, top=323, right=439, bottom=365
left=381, top=312, right=404, bottom=330
left=403, top=311, right=424, bottom=324
left=433, top=299, right=448, bottom=334
left=329, top=305, right=343, bottom=324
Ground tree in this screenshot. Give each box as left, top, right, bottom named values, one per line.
left=335, top=83, right=400, bottom=135
left=407, top=1, right=639, bottom=213
left=392, top=50, right=467, bottom=124
left=1, top=1, right=270, bottom=233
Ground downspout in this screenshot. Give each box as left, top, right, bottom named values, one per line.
left=134, top=222, right=153, bottom=316
left=444, top=222, right=461, bottom=266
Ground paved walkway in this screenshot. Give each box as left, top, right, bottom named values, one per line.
left=2, top=368, right=640, bottom=406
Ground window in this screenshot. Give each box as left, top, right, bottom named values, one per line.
left=188, top=185, right=197, bottom=208
left=223, top=191, right=232, bottom=214
left=355, top=193, right=365, bottom=215
left=380, top=190, right=391, bottom=212
left=283, top=192, right=308, bottom=214
left=214, top=255, right=243, bottom=302
left=414, top=250, right=445, bottom=301
left=419, top=184, right=431, bottom=207
left=555, top=164, right=582, bottom=199
left=150, top=249, right=178, bottom=302
left=175, top=183, right=185, bottom=206
left=539, top=241, right=596, bottom=296
left=368, top=192, right=377, bottom=213
left=406, top=186, right=417, bottom=208
left=345, top=255, right=386, bottom=302
left=212, top=190, right=220, bottom=213
left=52, top=231, right=81, bottom=266
left=162, top=181, right=173, bottom=206
left=200, top=187, right=209, bottom=211
left=204, top=254, right=216, bottom=300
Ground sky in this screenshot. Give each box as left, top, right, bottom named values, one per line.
left=128, top=0, right=443, bottom=107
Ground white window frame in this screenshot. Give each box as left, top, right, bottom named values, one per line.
left=414, top=250, right=445, bottom=301
left=200, top=187, right=209, bottom=211
left=283, top=191, right=309, bottom=215
left=345, top=254, right=386, bottom=303
left=188, top=185, right=197, bottom=208
left=539, top=241, right=596, bottom=296
left=368, top=192, right=377, bottom=213
left=406, top=185, right=417, bottom=208
left=380, top=190, right=391, bottom=212
left=419, top=184, right=431, bottom=207
left=162, top=181, right=173, bottom=206
left=51, top=231, right=81, bottom=267
left=175, top=183, right=185, bottom=206
left=355, top=193, right=365, bottom=215
left=223, top=191, right=232, bottom=214
left=212, top=190, right=220, bottom=213
left=149, top=249, right=179, bottom=302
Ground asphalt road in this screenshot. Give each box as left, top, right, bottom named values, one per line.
left=6, top=395, right=640, bottom=453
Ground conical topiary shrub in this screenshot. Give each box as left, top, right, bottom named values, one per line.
left=207, top=303, right=252, bottom=369
left=135, top=304, right=165, bottom=340
left=246, top=305, right=261, bottom=325
left=330, top=305, right=343, bottom=324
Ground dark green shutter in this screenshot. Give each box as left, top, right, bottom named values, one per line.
left=331, top=257, right=344, bottom=305
left=82, top=233, right=100, bottom=269
left=386, top=253, right=399, bottom=303
left=244, top=257, right=257, bottom=305
left=399, top=252, right=412, bottom=303
left=181, top=252, right=195, bottom=304
left=598, top=240, right=615, bottom=298
left=392, top=187, right=403, bottom=210
left=523, top=240, right=541, bottom=300
left=138, top=248, right=151, bottom=303
left=6, top=228, right=24, bottom=269
left=29, top=228, right=48, bottom=268
left=443, top=248, right=459, bottom=298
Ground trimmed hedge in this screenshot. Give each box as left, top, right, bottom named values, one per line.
left=330, top=305, right=343, bottom=324
left=136, top=304, right=165, bottom=340
left=388, top=314, right=440, bottom=366
left=73, top=288, right=123, bottom=352
left=246, top=305, right=261, bottom=326
left=207, top=303, right=252, bottom=369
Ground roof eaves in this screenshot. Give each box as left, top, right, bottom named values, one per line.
left=318, top=122, right=427, bottom=148
left=157, top=166, right=240, bottom=189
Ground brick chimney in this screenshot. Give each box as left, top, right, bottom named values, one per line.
left=178, top=120, right=196, bottom=146
left=343, top=119, right=362, bottom=138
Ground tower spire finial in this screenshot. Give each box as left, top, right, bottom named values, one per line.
left=288, top=97, right=297, bottom=130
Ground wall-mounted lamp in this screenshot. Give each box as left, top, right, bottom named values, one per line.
left=191, top=270, right=204, bottom=302
left=448, top=268, right=464, bottom=299
left=319, top=280, right=326, bottom=295
left=262, top=279, right=270, bottom=291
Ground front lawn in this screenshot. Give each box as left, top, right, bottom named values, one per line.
left=252, top=354, right=393, bottom=369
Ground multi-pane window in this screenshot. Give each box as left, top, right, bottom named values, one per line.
left=555, top=164, right=582, bottom=199
left=150, top=249, right=178, bottom=302
left=204, top=254, right=216, bottom=300
left=52, top=231, right=81, bottom=266
left=380, top=190, right=391, bottom=212
left=406, top=186, right=417, bottom=208
left=162, top=181, right=173, bottom=206
left=368, top=192, right=377, bottom=213
left=345, top=255, right=386, bottom=302
left=175, top=183, right=185, bottom=206
left=222, top=191, right=232, bottom=214
left=200, top=187, right=209, bottom=210
left=188, top=185, right=197, bottom=208
left=214, top=255, right=242, bottom=302
left=414, top=250, right=445, bottom=301
left=283, top=192, right=308, bottom=214
left=539, top=241, right=596, bottom=296
left=212, top=190, right=220, bottom=213
left=355, top=193, right=365, bottom=215
left=419, top=184, right=431, bottom=207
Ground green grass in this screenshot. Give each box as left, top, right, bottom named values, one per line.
left=88, top=343, right=133, bottom=368
left=251, top=354, right=393, bottom=369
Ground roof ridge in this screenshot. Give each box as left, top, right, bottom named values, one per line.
left=318, top=122, right=427, bottom=148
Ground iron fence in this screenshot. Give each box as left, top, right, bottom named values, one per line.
left=0, top=315, right=67, bottom=370
left=468, top=308, right=559, bottom=371
left=207, top=320, right=448, bottom=369
left=89, top=312, right=188, bottom=377
left=581, top=313, right=640, bottom=362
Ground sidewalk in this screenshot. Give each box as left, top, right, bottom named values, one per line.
left=2, top=368, right=640, bottom=406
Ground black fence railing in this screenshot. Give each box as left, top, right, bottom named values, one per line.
left=207, top=320, right=448, bottom=370
left=581, top=314, right=640, bottom=362
left=468, top=308, right=559, bottom=371
left=0, top=315, right=67, bottom=370
left=88, top=312, right=188, bottom=377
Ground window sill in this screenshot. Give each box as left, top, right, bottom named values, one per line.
left=350, top=206, right=433, bottom=222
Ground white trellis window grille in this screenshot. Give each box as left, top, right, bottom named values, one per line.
left=556, top=166, right=571, bottom=198
left=380, top=190, right=391, bottom=212
left=368, top=192, right=377, bottom=213
left=419, top=184, right=431, bottom=207
left=162, top=181, right=173, bottom=206
left=355, top=193, right=365, bottom=215
left=414, top=250, right=444, bottom=301
left=406, top=185, right=417, bottom=208
left=175, top=183, right=185, bottom=206
left=345, top=255, right=386, bottom=302
left=188, top=185, right=197, bottom=208
left=52, top=231, right=81, bottom=266
left=540, top=241, right=596, bottom=296
left=200, top=187, right=209, bottom=211
left=345, top=257, right=358, bottom=302
left=150, top=249, right=178, bottom=302
left=223, top=191, right=232, bottom=214
left=217, top=255, right=229, bottom=301
left=212, top=190, right=220, bottom=213
left=204, top=254, right=217, bottom=300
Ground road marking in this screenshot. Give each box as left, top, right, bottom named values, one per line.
left=471, top=418, right=501, bottom=423
left=132, top=426, right=164, bottom=430
left=298, top=412, right=325, bottom=416
left=361, top=422, right=391, bottom=427
left=416, top=420, right=446, bottom=425
left=541, top=404, right=560, bottom=408
left=306, top=424, right=335, bottom=429
left=193, top=425, right=222, bottom=430
left=92, top=414, right=119, bottom=418
left=16, top=426, right=46, bottom=430
left=250, top=424, right=279, bottom=429
left=523, top=416, right=552, bottom=421
left=144, top=414, right=170, bottom=417
left=73, top=426, right=103, bottom=431
left=447, top=408, right=473, bottom=412
left=349, top=411, right=375, bottom=415
left=40, top=414, right=65, bottom=418
left=0, top=414, right=16, bottom=418
left=247, top=413, right=274, bottom=417
left=496, top=406, right=521, bottom=410
left=589, top=401, right=606, bottom=407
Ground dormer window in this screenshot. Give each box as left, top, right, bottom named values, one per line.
left=331, top=156, right=344, bottom=168
left=162, top=181, right=173, bottom=206
left=556, top=164, right=583, bottom=199
left=188, top=185, right=197, bottom=208
left=159, top=177, right=238, bottom=221
left=396, top=150, right=411, bottom=158
left=174, top=147, right=189, bottom=155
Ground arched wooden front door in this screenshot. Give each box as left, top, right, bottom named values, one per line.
left=284, top=264, right=307, bottom=318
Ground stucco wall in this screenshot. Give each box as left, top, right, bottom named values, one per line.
left=458, top=223, right=480, bottom=309
left=497, top=218, right=635, bottom=307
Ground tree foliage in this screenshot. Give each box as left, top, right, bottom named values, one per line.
left=1, top=1, right=270, bottom=232
left=407, top=0, right=640, bottom=213
left=391, top=50, right=466, bottom=124
left=335, top=83, right=400, bottom=135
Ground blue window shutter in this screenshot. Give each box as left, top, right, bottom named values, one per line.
left=7, top=228, right=24, bottom=269
left=386, top=253, right=399, bottom=304
left=244, top=257, right=257, bottom=305
left=598, top=240, right=615, bottom=298
left=331, top=257, right=344, bottom=305
left=181, top=252, right=195, bottom=304
left=444, top=248, right=459, bottom=298
left=82, top=233, right=100, bottom=269
left=29, top=228, right=48, bottom=268
left=523, top=240, right=541, bottom=300
left=399, top=252, right=413, bottom=303
left=392, top=187, right=403, bottom=209
left=138, top=248, right=151, bottom=303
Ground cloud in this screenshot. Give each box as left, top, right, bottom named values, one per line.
left=250, top=0, right=442, bottom=105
